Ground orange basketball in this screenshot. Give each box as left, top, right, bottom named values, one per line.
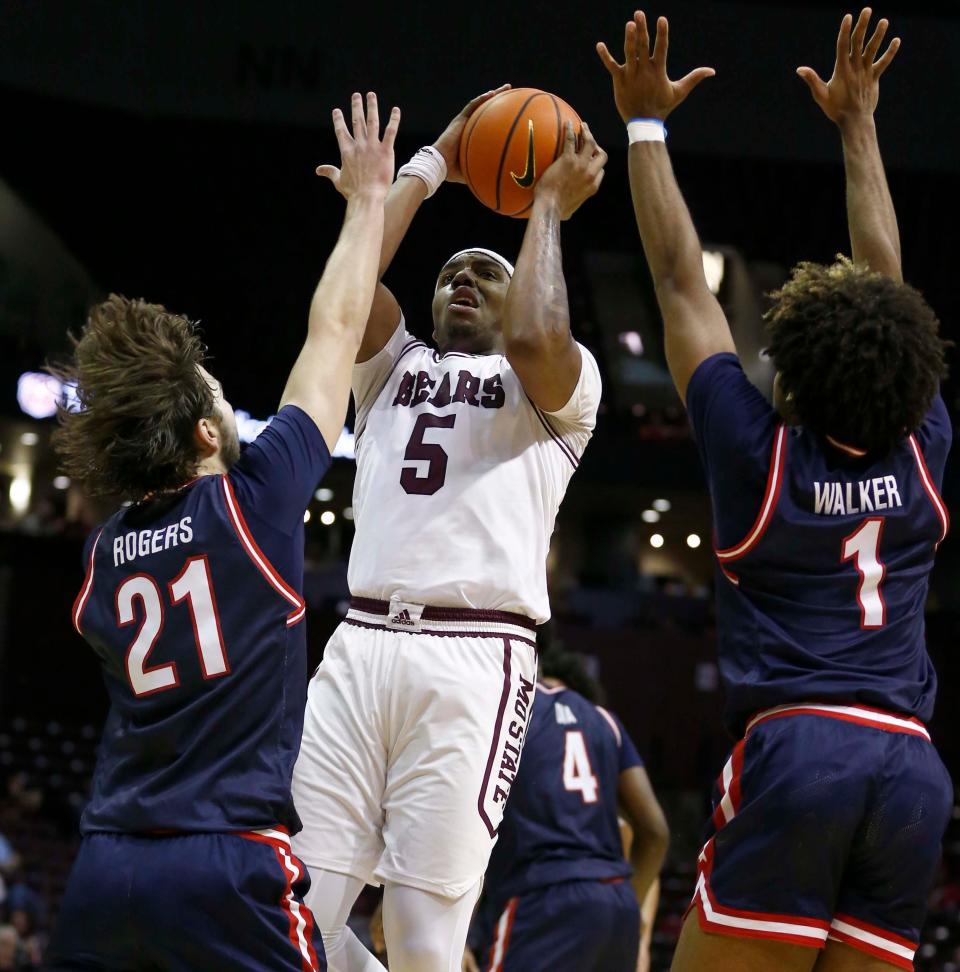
left=460, top=88, right=582, bottom=219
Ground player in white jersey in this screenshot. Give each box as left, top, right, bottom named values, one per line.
left=291, top=88, right=607, bottom=972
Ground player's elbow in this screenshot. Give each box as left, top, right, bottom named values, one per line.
left=632, top=803, right=670, bottom=855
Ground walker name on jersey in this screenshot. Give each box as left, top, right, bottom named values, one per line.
left=813, top=476, right=902, bottom=517
left=112, top=517, right=194, bottom=566
left=391, top=369, right=505, bottom=410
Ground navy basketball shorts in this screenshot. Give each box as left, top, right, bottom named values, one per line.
left=688, top=703, right=953, bottom=970
left=483, top=878, right=640, bottom=972
left=45, top=828, right=324, bottom=972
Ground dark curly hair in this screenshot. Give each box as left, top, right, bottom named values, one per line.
left=49, top=295, right=216, bottom=500
left=765, top=258, right=949, bottom=454
left=539, top=648, right=606, bottom=706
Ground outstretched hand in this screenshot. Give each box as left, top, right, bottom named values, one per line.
left=596, top=11, right=714, bottom=123
left=316, top=91, right=400, bottom=199
left=433, top=84, right=512, bottom=183
left=797, top=8, right=900, bottom=126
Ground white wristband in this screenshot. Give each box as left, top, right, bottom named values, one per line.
left=627, top=118, right=667, bottom=144
left=397, top=145, right=447, bottom=198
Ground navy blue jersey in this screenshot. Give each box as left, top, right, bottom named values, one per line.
left=686, top=354, right=951, bottom=733
left=72, top=405, right=330, bottom=835
left=483, top=684, right=643, bottom=905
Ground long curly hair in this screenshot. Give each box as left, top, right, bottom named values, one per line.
left=49, top=294, right=216, bottom=500
left=765, top=257, right=949, bottom=453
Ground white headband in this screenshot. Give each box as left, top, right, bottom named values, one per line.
left=443, top=247, right=515, bottom=278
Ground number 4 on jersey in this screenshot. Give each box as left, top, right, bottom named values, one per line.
left=563, top=730, right=599, bottom=804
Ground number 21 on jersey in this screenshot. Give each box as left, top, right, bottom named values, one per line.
left=116, top=555, right=229, bottom=697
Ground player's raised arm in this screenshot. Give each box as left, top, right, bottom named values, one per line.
left=342, top=85, right=511, bottom=362
left=597, top=12, right=732, bottom=403
left=280, top=92, right=398, bottom=449
left=499, top=122, right=606, bottom=411
left=798, top=8, right=903, bottom=281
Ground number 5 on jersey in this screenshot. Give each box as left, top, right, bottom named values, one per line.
left=400, top=414, right=456, bottom=495
left=117, top=556, right=229, bottom=697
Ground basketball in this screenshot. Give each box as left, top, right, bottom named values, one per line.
left=460, top=87, right=582, bottom=218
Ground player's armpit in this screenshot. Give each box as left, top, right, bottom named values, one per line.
left=656, top=282, right=737, bottom=404
left=357, top=283, right=402, bottom=363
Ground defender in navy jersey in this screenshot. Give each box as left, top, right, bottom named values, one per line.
left=473, top=651, right=668, bottom=972
left=599, top=9, right=951, bottom=971
left=44, top=92, right=400, bottom=972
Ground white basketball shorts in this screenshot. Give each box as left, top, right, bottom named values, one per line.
left=291, top=597, right=539, bottom=899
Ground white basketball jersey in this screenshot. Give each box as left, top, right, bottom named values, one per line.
left=347, top=317, right=601, bottom=623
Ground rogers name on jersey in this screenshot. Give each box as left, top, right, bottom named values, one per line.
left=112, top=517, right=194, bottom=566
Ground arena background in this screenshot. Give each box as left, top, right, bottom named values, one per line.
left=1, top=1, right=958, bottom=968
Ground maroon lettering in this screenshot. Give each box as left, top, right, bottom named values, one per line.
left=481, top=374, right=506, bottom=409
left=452, top=370, right=481, bottom=406
left=497, top=768, right=516, bottom=785
left=429, top=372, right=452, bottom=408
left=392, top=371, right=415, bottom=406
left=508, top=721, right=523, bottom=740
left=412, top=371, right=436, bottom=406
left=500, top=753, right=517, bottom=774
left=503, top=739, right=521, bottom=757
left=493, top=785, right=510, bottom=804
left=400, top=414, right=456, bottom=495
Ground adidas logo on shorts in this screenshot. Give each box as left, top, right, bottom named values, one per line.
left=386, top=599, right=425, bottom=632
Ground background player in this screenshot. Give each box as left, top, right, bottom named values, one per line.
left=291, top=92, right=606, bottom=972
left=598, top=9, right=952, bottom=972
left=44, top=92, right=398, bottom=971
left=470, top=648, right=668, bottom=972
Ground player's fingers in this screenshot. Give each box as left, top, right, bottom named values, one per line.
left=592, top=168, right=605, bottom=193
left=382, top=106, right=401, bottom=148
left=349, top=92, right=365, bottom=140
left=562, top=120, right=577, bottom=154
left=579, top=120, right=598, bottom=153
left=596, top=41, right=622, bottom=76
left=652, top=15, right=669, bottom=67
left=365, top=91, right=379, bottom=138
left=851, top=7, right=872, bottom=55
left=331, top=107, right=351, bottom=147
left=864, top=17, right=888, bottom=63
left=873, top=36, right=901, bottom=76
left=624, top=19, right=639, bottom=62
left=677, top=66, right=716, bottom=97
left=634, top=10, right=651, bottom=57
left=464, top=83, right=510, bottom=116
left=315, top=164, right=340, bottom=182
left=836, top=13, right=853, bottom=63
left=796, top=66, right=827, bottom=98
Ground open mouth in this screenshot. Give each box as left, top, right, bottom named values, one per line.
left=449, top=286, right=479, bottom=310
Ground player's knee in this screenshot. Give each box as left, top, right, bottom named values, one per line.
left=386, top=928, right=451, bottom=972
left=319, top=924, right=348, bottom=957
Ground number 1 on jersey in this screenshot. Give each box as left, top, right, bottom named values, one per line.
left=563, top=730, right=599, bottom=804
left=842, top=517, right=886, bottom=629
